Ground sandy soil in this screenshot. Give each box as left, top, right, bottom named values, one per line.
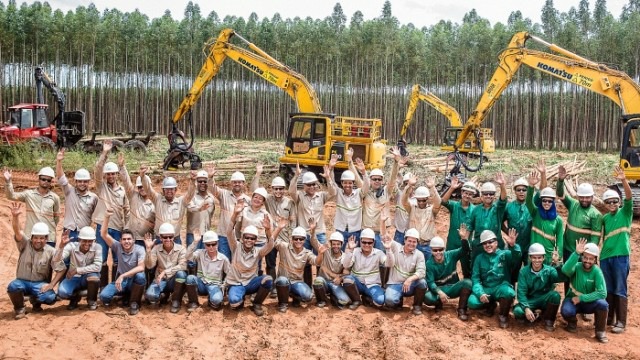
left=0, top=171, right=638, bottom=360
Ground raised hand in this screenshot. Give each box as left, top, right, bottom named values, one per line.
left=575, top=238, right=587, bottom=254
left=345, top=148, right=354, bottom=162
left=407, top=174, right=418, bottom=187
left=347, top=235, right=357, bottom=251
left=117, top=152, right=125, bottom=168
left=438, top=290, right=449, bottom=304
left=59, top=229, right=71, bottom=249
left=613, top=166, right=626, bottom=181
left=504, top=228, right=518, bottom=247
left=308, top=217, right=317, bottom=232
left=425, top=176, right=436, bottom=188
left=318, top=243, right=329, bottom=255
left=143, top=232, right=154, bottom=250
left=190, top=170, right=197, bottom=180
left=450, top=176, right=461, bottom=190
left=328, top=153, right=339, bottom=168
left=354, top=158, right=366, bottom=174
left=199, top=202, right=211, bottom=212
left=261, top=214, right=271, bottom=231
left=398, top=156, right=409, bottom=168
left=3, top=167, right=12, bottom=182
left=558, top=165, right=567, bottom=180
left=255, top=163, right=263, bottom=174
left=56, top=148, right=65, bottom=162
left=295, top=161, right=302, bottom=176
left=102, top=139, right=113, bottom=153
left=277, top=216, right=288, bottom=229
left=10, top=202, right=22, bottom=217
left=551, top=248, right=560, bottom=265
left=320, top=165, right=331, bottom=179
left=105, top=207, right=114, bottom=217
left=390, top=146, right=402, bottom=162
left=458, top=223, right=470, bottom=241
left=527, top=170, right=539, bottom=187
left=495, top=172, right=505, bottom=186
left=233, top=199, right=245, bottom=215
left=535, top=158, right=547, bottom=175
left=382, top=234, right=393, bottom=249
left=206, top=164, right=217, bottom=178
left=139, top=165, right=148, bottom=175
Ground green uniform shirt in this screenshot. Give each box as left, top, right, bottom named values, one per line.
left=426, top=247, right=464, bottom=294
left=471, top=245, right=521, bottom=297
left=557, top=180, right=602, bottom=252
left=561, top=252, right=606, bottom=303
left=516, top=264, right=560, bottom=309
left=526, top=187, right=564, bottom=265
left=503, top=199, right=532, bottom=255
left=442, top=200, right=475, bottom=250
left=467, top=198, right=507, bottom=254
left=601, top=199, right=632, bottom=260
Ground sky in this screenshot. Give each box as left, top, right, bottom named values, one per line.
left=25, top=0, right=630, bottom=27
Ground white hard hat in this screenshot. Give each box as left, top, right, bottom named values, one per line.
left=196, top=170, right=208, bottom=179
left=242, top=225, right=259, bottom=237
left=158, top=222, right=175, bottom=235
left=370, top=169, right=384, bottom=178
left=74, top=168, right=91, bottom=181
left=513, top=178, right=528, bottom=189
left=162, top=177, right=177, bottom=189
left=402, top=173, right=412, bottom=182
left=31, top=222, right=50, bottom=236
left=602, top=189, right=620, bottom=201
left=414, top=186, right=430, bottom=199
left=479, top=230, right=497, bottom=244
left=361, top=228, right=375, bottom=239
left=103, top=162, right=119, bottom=173
left=341, top=170, right=356, bottom=181
left=329, top=232, right=344, bottom=243
left=202, top=231, right=219, bottom=244
left=461, top=182, right=477, bottom=194
left=135, top=175, right=150, bottom=187
left=528, top=243, right=546, bottom=256
left=38, top=166, right=55, bottom=178
left=271, top=176, right=286, bottom=187
left=576, top=183, right=594, bottom=197
left=302, top=172, right=318, bottom=184
left=78, top=226, right=96, bottom=240
left=540, top=187, right=556, bottom=199
left=404, top=228, right=420, bottom=240
left=480, top=182, right=497, bottom=193
left=430, top=236, right=445, bottom=249
left=230, top=171, right=246, bottom=182
left=584, top=243, right=600, bottom=257
left=291, top=226, right=307, bottom=238
left=253, top=187, right=268, bottom=200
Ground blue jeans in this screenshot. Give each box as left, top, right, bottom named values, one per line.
left=144, top=271, right=187, bottom=303
left=417, top=242, right=432, bottom=262
left=95, top=223, right=121, bottom=263
left=99, top=272, right=146, bottom=304
left=58, top=273, right=100, bottom=299
left=384, top=279, right=427, bottom=308
left=7, top=279, right=57, bottom=305
left=313, top=276, right=350, bottom=306
left=218, top=235, right=232, bottom=261
left=275, top=276, right=313, bottom=302
left=186, top=275, right=224, bottom=306
left=186, top=233, right=204, bottom=269
left=561, top=298, right=609, bottom=319
left=373, top=232, right=384, bottom=252
left=600, top=256, right=630, bottom=298
left=394, top=230, right=405, bottom=245
left=338, top=230, right=361, bottom=251
left=65, top=228, right=80, bottom=242
left=344, top=275, right=385, bottom=306
left=227, top=275, right=273, bottom=307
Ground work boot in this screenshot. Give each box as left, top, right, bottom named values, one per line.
left=581, top=313, right=593, bottom=322
left=412, top=287, right=427, bottom=315
left=303, top=266, right=313, bottom=288
left=612, top=296, right=627, bottom=334
left=251, top=286, right=270, bottom=317
left=209, top=300, right=222, bottom=310
left=606, top=293, right=616, bottom=326
left=170, top=282, right=186, bottom=314
left=361, top=295, right=373, bottom=307
left=100, top=264, right=109, bottom=289
left=343, top=283, right=361, bottom=310
left=87, top=280, right=100, bottom=310
left=594, top=310, right=609, bottom=343
left=29, top=295, right=43, bottom=312
left=434, top=299, right=443, bottom=312
left=8, top=291, right=26, bottom=320
left=268, top=268, right=278, bottom=298
left=186, top=283, right=199, bottom=312
left=498, top=298, right=513, bottom=329
left=67, top=293, right=81, bottom=310
left=457, top=288, right=471, bottom=321
left=291, top=295, right=302, bottom=308
left=313, top=284, right=329, bottom=308
left=129, top=283, right=145, bottom=316
left=187, top=266, right=197, bottom=276
left=483, top=301, right=497, bottom=317
left=565, top=316, right=578, bottom=333
left=276, top=284, right=290, bottom=313
left=543, top=302, right=560, bottom=332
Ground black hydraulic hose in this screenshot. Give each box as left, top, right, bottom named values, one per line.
left=458, top=129, right=484, bottom=172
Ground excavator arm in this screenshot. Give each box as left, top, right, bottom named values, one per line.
left=35, top=67, right=65, bottom=122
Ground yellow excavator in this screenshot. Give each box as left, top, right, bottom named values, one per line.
left=455, top=31, right=640, bottom=213
left=398, top=84, right=494, bottom=156
left=163, top=28, right=387, bottom=179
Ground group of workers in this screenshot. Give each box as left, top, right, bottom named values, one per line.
left=4, top=141, right=632, bottom=344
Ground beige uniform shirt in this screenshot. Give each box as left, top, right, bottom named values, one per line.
left=93, top=157, right=129, bottom=230
left=291, top=189, right=335, bottom=234
left=409, top=204, right=437, bottom=242
left=238, top=206, right=273, bottom=246
left=342, top=248, right=392, bottom=287
left=216, top=188, right=250, bottom=238
left=386, top=241, right=426, bottom=285
left=362, top=189, right=393, bottom=231
left=187, top=245, right=230, bottom=285
left=120, top=166, right=155, bottom=240
left=225, top=241, right=273, bottom=286
left=274, top=239, right=316, bottom=283
left=5, top=184, right=60, bottom=242
left=53, top=242, right=103, bottom=274
left=15, top=236, right=55, bottom=282
left=318, top=251, right=345, bottom=281
left=186, top=192, right=215, bottom=234
left=143, top=176, right=195, bottom=236
left=330, top=184, right=365, bottom=232
left=264, top=195, right=296, bottom=243
left=58, top=175, right=98, bottom=231
left=394, top=188, right=413, bottom=233
left=145, top=243, right=187, bottom=279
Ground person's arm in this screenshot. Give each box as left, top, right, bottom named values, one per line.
left=426, top=262, right=439, bottom=294
left=144, top=233, right=157, bottom=269
left=440, top=176, right=462, bottom=208
left=495, top=172, right=507, bottom=201
left=227, top=217, right=239, bottom=254
left=258, top=216, right=278, bottom=258
left=381, top=236, right=394, bottom=268
left=427, top=176, right=441, bottom=216
left=100, top=209, right=116, bottom=248
left=139, top=166, right=159, bottom=202
left=3, top=168, right=25, bottom=201
left=52, top=233, right=71, bottom=266
left=471, top=258, right=486, bottom=298
left=288, top=162, right=301, bottom=201
left=314, top=244, right=327, bottom=266
left=164, top=247, right=187, bottom=278
left=385, top=146, right=401, bottom=197
left=182, top=171, right=197, bottom=205
left=402, top=175, right=417, bottom=212
left=516, top=269, right=531, bottom=310
left=9, top=202, right=26, bottom=244
left=186, top=233, right=202, bottom=261
left=346, top=148, right=364, bottom=188
left=590, top=214, right=602, bottom=245
left=94, top=139, right=113, bottom=189
left=119, top=156, right=135, bottom=197
left=413, top=252, right=426, bottom=280
left=561, top=240, right=583, bottom=278
left=55, top=149, right=74, bottom=196
left=118, top=260, right=145, bottom=281
left=250, top=164, right=263, bottom=192
left=580, top=270, right=608, bottom=303
left=525, top=186, right=537, bottom=216
left=48, top=268, right=65, bottom=288
left=535, top=159, right=548, bottom=190
left=76, top=246, right=103, bottom=275
left=555, top=217, right=564, bottom=264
